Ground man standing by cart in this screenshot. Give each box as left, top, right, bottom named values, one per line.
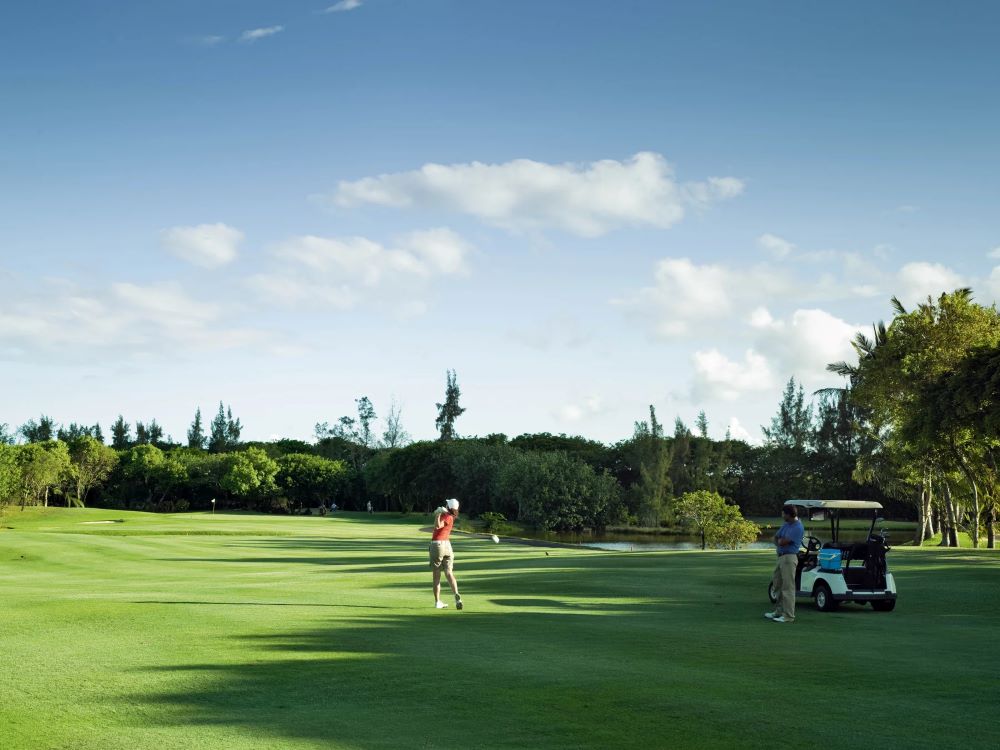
left=766, top=505, right=803, bottom=623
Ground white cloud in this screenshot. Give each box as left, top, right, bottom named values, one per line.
left=754, top=308, right=864, bottom=381
left=324, top=0, right=363, bottom=11
left=691, top=349, right=774, bottom=401
left=621, top=257, right=793, bottom=338
left=988, top=246, right=1000, bottom=259
left=251, top=228, right=471, bottom=315
left=160, top=223, right=244, bottom=268
left=0, top=277, right=269, bottom=363
left=400, top=228, right=470, bottom=275
left=749, top=306, right=775, bottom=328
left=112, top=282, right=220, bottom=328
left=896, top=262, right=965, bottom=307
left=240, top=26, right=284, bottom=42
left=681, top=306, right=862, bottom=412
left=331, top=152, right=744, bottom=237
left=190, top=35, right=225, bottom=47
left=758, top=233, right=795, bottom=259
left=726, top=417, right=751, bottom=442
left=896, top=204, right=919, bottom=213
left=986, top=266, right=1000, bottom=301
left=556, top=395, right=604, bottom=423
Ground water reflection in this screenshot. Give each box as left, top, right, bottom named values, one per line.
left=516, top=529, right=774, bottom=551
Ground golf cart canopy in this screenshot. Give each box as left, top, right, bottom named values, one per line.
left=786, top=500, right=883, bottom=510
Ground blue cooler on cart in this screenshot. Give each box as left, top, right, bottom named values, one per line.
left=818, top=548, right=842, bottom=571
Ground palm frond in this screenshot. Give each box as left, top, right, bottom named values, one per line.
left=826, top=361, right=857, bottom=378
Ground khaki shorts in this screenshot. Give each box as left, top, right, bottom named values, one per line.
left=429, top=541, right=454, bottom=572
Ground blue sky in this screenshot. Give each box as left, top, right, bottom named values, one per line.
left=2, top=1, right=999, bottom=444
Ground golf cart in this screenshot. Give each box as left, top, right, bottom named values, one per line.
left=767, top=500, right=897, bottom=612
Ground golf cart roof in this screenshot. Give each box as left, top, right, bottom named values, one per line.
left=786, top=499, right=883, bottom=510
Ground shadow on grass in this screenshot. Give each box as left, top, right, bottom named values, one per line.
left=125, top=549, right=1000, bottom=749
left=132, top=600, right=399, bottom=609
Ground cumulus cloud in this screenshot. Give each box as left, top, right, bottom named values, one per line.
left=684, top=306, right=864, bottom=406
left=0, top=277, right=268, bottom=363
left=758, top=233, right=795, bottom=259
left=556, top=395, right=604, bottom=423
left=749, top=306, right=775, bottom=328
left=330, top=152, right=744, bottom=237
left=249, top=228, right=471, bottom=315
left=726, top=417, right=752, bottom=442
left=240, top=26, right=284, bottom=42
left=324, top=0, right=363, bottom=11
left=161, top=223, right=244, bottom=268
left=620, top=257, right=793, bottom=337
left=753, top=308, right=865, bottom=380
left=988, top=246, right=1000, bottom=259
left=896, top=262, right=965, bottom=307
left=691, top=349, right=774, bottom=401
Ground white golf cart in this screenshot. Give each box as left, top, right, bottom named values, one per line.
left=767, top=500, right=897, bottom=612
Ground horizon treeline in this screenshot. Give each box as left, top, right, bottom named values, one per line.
left=3, top=292, right=998, bottom=546
left=0, top=376, right=899, bottom=529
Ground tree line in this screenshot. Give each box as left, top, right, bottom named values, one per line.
left=1, top=373, right=889, bottom=532
left=3, top=298, right=997, bottom=548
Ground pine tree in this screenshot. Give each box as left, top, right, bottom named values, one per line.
left=634, top=405, right=672, bottom=526
left=111, top=415, right=131, bottom=450
left=763, top=377, right=814, bottom=450
left=135, top=421, right=149, bottom=445
left=435, top=370, right=466, bottom=441
left=226, top=407, right=242, bottom=446
left=20, top=415, right=57, bottom=443
left=187, top=408, right=206, bottom=449
left=696, top=411, right=709, bottom=439
left=147, top=420, right=164, bottom=446
left=356, top=396, right=376, bottom=449
left=92, top=423, right=104, bottom=444
left=209, top=402, right=228, bottom=453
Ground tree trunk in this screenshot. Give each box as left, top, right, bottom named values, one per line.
left=952, top=444, right=980, bottom=548
left=942, top=480, right=959, bottom=547
left=43, top=486, right=49, bottom=508
left=926, top=471, right=936, bottom=538
left=987, top=506, right=996, bottom=549
left=914, top=470, right=932, bottom=545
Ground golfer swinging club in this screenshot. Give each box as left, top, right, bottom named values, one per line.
left=429, top=498, right=463, bottom=610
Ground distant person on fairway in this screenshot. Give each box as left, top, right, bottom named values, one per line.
left=428, top=498, right=463, bottom=610
left=766, top=505, right=804, bottom=623
left=366, top=500, right=373, bottom=514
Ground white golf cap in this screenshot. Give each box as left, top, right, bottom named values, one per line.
left=446, top=498, right=460, bottom=510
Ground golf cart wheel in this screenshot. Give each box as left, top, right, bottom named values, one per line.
left=814, top=582, right=839, bottom=612
left=767, top=582, right=778, bottom=604
left=871, top=599, right=896, bottom=612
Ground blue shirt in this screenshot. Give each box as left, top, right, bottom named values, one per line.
left=775, top=520, right=804, bottom=556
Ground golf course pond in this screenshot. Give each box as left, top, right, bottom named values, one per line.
left=514, top=529, right=775, bottom=551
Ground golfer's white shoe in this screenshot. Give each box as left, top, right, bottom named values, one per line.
left=772, top=616, right=789, bottom=623
left=435, top=601, right=448, bottom=609
left=764, top=611, right=777, bottom=619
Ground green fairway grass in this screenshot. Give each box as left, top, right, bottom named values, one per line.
left=2, top=508, right=998, bottom=750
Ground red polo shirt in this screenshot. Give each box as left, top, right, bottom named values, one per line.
left=432, top=512, right=454, bottom=541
